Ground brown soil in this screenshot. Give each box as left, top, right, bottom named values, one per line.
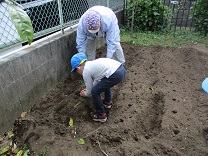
left=13, top=42, right=208, bottom=156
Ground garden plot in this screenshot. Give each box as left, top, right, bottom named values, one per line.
left=10, top=42, right=208, bottom=155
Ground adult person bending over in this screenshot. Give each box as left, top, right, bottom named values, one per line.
left=76, top=5, right=125, bottom=64
left=71, top=53, right=126, bottom=122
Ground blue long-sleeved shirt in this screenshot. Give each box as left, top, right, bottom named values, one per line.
left=76, top=6, right=121, bottom=58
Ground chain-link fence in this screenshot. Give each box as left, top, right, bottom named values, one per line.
left=0, top=0, right=125, bottom=52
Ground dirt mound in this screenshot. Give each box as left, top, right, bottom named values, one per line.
left=13, top=42, right=208, bottom=156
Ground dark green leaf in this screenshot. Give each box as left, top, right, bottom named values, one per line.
left=149, top=21, right=153, bottom=26
left=153, top=12, right=160, bottom=16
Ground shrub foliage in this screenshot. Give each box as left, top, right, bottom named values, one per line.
left=126, top=0, right=170, bottom=32
left=193, top=0, right=208, bottom=36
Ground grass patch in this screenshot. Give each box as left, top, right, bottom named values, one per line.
left=120, top=28, right=208, bottom=48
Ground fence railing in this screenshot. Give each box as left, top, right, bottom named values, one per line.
left=0, top=0, right=124, bottom=52
left=164, top=0, right=198, bottom=32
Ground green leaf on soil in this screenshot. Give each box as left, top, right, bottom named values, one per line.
left=8, top=4, right=34, bottom=44
left=77, top=138, right=85, bottom=145
left=38, top=146, right=49, bottom=156
left=23, top=149, right=29, bottom=156
left=16, top=150, right=23, bottom=156
left=69, top=118, right=74, bottom=127
left=0, top=145, right=10, bottom=155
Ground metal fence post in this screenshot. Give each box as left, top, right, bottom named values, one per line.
left=107, top=0, right=109, bottom=7
left=57, top=0, right=64, bottom=34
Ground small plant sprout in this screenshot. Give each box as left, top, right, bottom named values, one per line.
left=77, top=138, right=85, bottom=145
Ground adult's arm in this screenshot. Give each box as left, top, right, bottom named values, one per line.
left=105, top=24, right=120, bottom=58
left=76, top=19, right=87, bottom=53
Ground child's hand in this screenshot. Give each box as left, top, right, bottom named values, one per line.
left=80, top=88, right=86, bottom=97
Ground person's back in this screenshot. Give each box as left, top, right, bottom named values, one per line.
left=84, top=58, right=121, bottom=80
left=83, top=58, right=121, bottom=96
left=76, top=6, right=125, bottom=64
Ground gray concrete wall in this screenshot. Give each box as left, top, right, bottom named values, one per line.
left=0, top=9, right=124, bottom=134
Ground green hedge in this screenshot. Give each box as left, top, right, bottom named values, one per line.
left=193, top=0, right=208, bottom=36
left=126, top=0, right=170, bottom=32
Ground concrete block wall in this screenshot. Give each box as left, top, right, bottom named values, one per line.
left=0, top=9, right=124, bottom=134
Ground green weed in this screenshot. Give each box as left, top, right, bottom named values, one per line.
left=78, top=80, right=85, bottom=87
left=37, top=146, right=49, bottom=156
left=120, top=28, right=208, bottom=47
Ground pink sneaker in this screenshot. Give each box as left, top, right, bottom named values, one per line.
left=101, top=98, right=112, bottom=108
left=90, top=112, right=107, bottom=122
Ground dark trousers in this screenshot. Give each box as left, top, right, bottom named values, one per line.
left=91, top=64, right=126, bottom=115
